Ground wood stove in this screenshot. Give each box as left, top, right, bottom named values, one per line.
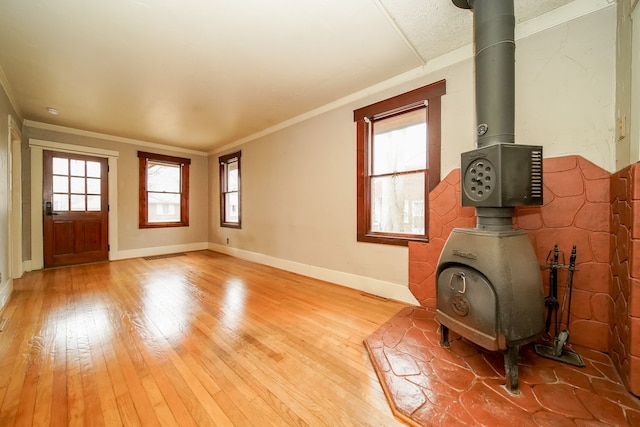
left=436, top=0, right=545, bottom=393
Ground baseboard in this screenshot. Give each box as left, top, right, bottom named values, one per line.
left=115, top=242, right=209, bottom=261
left=0, top=278, right=12, bottom=312
left=208, top=243, right=418, bottom=305
left=22, top=242, right=415, bottom=304
left=23, top=243, right=209, bottom=269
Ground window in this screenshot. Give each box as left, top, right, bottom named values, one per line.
left=354, top=79, right=445, bottom=246
left=219, top=151, right=241, bottom=228
left=138, top=151, right=190, bottom=228
left=51, top=155, right=104, bottom=212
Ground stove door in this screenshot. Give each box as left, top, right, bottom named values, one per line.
left=436, top=265, right=499, bottom=350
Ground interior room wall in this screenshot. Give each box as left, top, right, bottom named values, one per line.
left=631, top=2, right=640, bottom=165
left=22, top=125, right=209, bottom=263
left=0, top=85, right=20, bottom=310
left=209, top=5, right=616, bottom=303
left=615, top=0, right=633, bottom=167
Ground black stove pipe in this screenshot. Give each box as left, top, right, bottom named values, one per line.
left=454, top=0, right=516, bottom=230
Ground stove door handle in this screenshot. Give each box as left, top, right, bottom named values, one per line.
left=449, top=271, right=467, bottom=294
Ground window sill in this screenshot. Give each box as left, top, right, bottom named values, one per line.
left=140, top=222, right=189, bottom=229
left=220, top=222, right=241, bottom=229
left=357, top=233, right=429, bottom=246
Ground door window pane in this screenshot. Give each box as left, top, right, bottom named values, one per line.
left=53, top=176, right=69, bottom=193
left=86, top=161, right=101, bottom=178
left=70, top=177, right=85, bottom=194
left=87, top=195, right=101, bottom=211
left=70, top=195, right=86, bottom=211
left=87, top=178, right=101, bottom=194
left=53, top=157, right=69, bottom=175
left=53, top=194, right=69, bottom=211
left=70, top=160, right=85, bottom=177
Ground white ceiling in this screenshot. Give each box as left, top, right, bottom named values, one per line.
left=0, top=0, right=574, bottom=153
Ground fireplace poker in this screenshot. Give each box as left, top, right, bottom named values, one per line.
left=544, top=244, right=560, bottom=336
left=553, top=246, right=582, bottom=361
left=534, top=245, right=585, bottom=367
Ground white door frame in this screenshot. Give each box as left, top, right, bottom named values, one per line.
left=29, top=139, right=119, bottom=270
left=8, top=115, right=22, bottom=279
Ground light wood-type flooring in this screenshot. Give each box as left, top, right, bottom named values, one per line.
left=0, top=251, right=408, bottom=426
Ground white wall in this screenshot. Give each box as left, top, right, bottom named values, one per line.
left=0, top=86, right=20, bottom=310
left=516, top=4, right=616, bottom=169
left=615, top=0, right=633, bottom=167
left=631, top=2, right=640, bottom=163
left=209, top=4, right=617, bottom=304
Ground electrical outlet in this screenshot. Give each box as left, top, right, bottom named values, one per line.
left=226, top=238, right=230, bottom=245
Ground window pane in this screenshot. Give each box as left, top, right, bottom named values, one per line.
left=370, top=172, right=425, bottom=234
left=70, top=194, right=86, bottom=211
left=148, top=162, right=180, bottom=193
left=70, top=177, right=85, bottom=194
left=225, top=192, right=239, bottom=223
left=227, top=161, right=238, bottom=191
left=148, top=192, right=180, bottom=222
left=372, top=109, right=427, bottom=175
left=87, top=195, right=101, bottom=211
left=87, top=178, right=101, bottom=194
left=53, top=194, right=69, bottom=211
left=53, top=158, right=68, bottom=175
left=87, top=161, right=101, bottom=178
left=70, top=159, right=85, bottom=177
left=53, top=175, right=69, bottom=193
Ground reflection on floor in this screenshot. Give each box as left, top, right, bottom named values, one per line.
left=365, top=307, right=640, bottom=426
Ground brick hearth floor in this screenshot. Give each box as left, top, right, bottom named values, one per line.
left=364, top=307, right=640, bottom=426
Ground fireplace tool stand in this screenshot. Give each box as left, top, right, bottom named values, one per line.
left=534, top=245, right=585, bottom=367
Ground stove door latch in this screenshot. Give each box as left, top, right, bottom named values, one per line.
left=449, top=271, right=467, bottom=294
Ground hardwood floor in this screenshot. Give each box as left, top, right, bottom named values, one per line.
left=0, top=251, right=407, bottom=426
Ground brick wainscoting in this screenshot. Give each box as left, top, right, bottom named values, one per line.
left=409, top=155, right=639, bottom=396
left=610, top=163, right=640, bottom=396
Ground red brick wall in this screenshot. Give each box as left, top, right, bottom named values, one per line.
left=409, top=156, right=610, bottom=349
left=610, top=164, right=640, bottom=396
left=409, top=154, right=640, bottom=395
left=516, top=156, right=611, bottom=353
left=408, top=169, right=475, bottom=308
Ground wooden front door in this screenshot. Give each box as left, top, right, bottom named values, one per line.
left=43, top=150, right=109, bottom=267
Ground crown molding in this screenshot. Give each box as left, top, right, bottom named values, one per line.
left=210, top=0, right=614, bottom=156
left=24, top=120, right=208, bottom=156
left=0, top=65, right=23, bottom=120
